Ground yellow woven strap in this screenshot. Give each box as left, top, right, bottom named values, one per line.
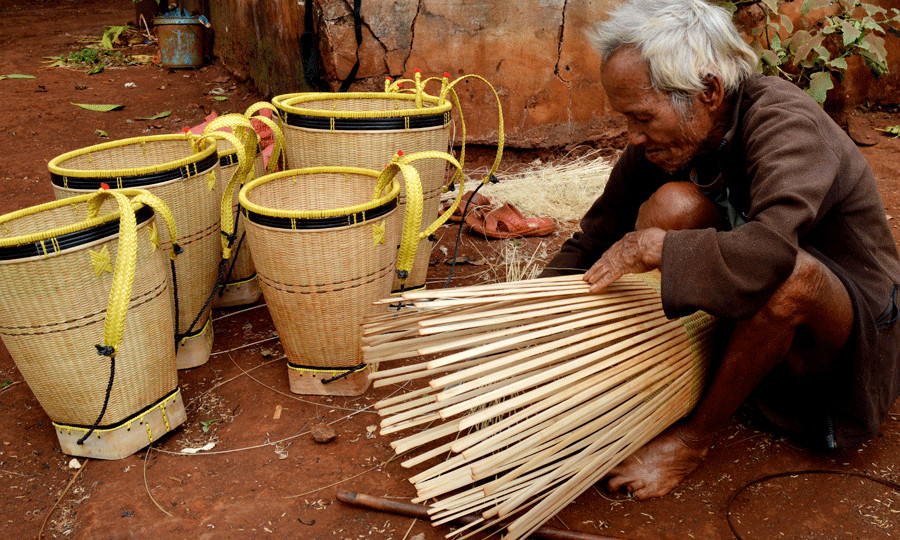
left=386, top=72, right=505, bottom=189
left=244, top=102, right=287, bottom=173
left=374, top=150, right=464, bottom=286
left=84, top=189, right=140, bottom=358
left=441, top=74, right=505, bottom=186
left=200, top=115, right=255, bottom=260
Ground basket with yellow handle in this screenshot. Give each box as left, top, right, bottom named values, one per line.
left=238, top=151, right=463, bottom=396
left=264, top=70, right=504, bottom=292
left=0, top=188, right=184, bottom=459
left=48, top=129, right=253, bottom=369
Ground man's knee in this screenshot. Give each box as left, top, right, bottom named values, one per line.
left=758, top=251, right=842, bottom=327
left=636, top=182, right=721, bottom=231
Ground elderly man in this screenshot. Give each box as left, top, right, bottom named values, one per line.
left=542, top=0, right=900, bottom=499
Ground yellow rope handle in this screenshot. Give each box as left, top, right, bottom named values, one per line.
left=85, top=189, right=139, bottom=358
left=243, top=102, right=287, bottom=172
left=374, top=150, right=464, bottom=286
left=239, top=166, right=401, bottom=220
left=129, top=190, right=180, bottom=261
left=200, top=115, right=255, bottom=260
left=441, top=74, right=505, bottom=186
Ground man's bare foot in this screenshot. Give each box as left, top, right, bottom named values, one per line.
left=604, top=424, right=710, bottom=500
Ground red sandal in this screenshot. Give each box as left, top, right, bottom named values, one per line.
left=465, top=202, right=557, bottom=239
left=440, top=190, right=495, bottom=223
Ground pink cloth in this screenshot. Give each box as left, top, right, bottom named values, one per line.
left=184, top=109, right=278, bottom=169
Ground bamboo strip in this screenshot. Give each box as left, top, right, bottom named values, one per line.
left=425, top=306, right=666, bottom=371
left=417, top=291, right=657, bottom=334
left=414, top=290, right=657, bottom=329
left=431, top=304, right=667, bottom=397
left=440, top=320, right=682, bottom=425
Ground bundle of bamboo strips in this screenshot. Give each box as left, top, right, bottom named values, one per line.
left=362, top=271, right=716, bottom=540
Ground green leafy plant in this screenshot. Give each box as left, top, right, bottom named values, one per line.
left=201, top=419, right=222, bottom=433
left=46, top=26, right=151, bottom=73
left=730, top=0, right=900, bottom=104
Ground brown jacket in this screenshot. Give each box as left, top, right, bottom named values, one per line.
left=545, top=74, right=900, bottom=446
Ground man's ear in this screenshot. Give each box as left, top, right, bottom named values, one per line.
left=699, top=75, right=725, bottom=109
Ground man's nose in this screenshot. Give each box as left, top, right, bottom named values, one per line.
left=627, top=122, right=647, bottom=146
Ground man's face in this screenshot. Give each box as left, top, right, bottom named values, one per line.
left=600, top=47, right=717, bottom=173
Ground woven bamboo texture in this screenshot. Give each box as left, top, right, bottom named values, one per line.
left=362, top=271, right=716, bottom=540
left=0, top=193, right=177, bottom=427
left=48, top=135, right=227, bottom=353
left=271, top=93, right=452, bottom=291
left=240, top=167, right=402, bottom=369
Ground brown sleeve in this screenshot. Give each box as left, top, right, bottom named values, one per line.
left=660, top=100, right=842, bottom=319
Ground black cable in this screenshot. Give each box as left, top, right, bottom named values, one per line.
left=77, top=351, right=116, bottom=445
left=725, top=469, right=900, bottom=539
left=442, top=176, right=497, bottom=288
left=338, top=0, right=362, bottom=92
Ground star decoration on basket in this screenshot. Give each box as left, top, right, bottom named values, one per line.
left=372, top=221, right=386, bottom=246
left=90, top=245, right=113, bottom=276
left=206, top=172, right=217, bottom=193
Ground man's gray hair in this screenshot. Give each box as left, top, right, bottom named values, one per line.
left=590, top=0, right=757, bottom=115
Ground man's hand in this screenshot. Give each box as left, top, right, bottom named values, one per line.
left=584, top=227, right=666, bottom=292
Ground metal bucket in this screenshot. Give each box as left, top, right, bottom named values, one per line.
left=154, top=15, right=204, bottom=68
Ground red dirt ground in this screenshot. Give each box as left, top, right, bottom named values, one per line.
left=1, top=1, right=899, bottom=539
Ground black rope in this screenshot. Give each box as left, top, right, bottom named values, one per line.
left=169, top=257, right=180, bottom=349
left=219, top=210, right=246, bottom=297
left=338, top=0, right=363, bottom=92
left=218, top=231, right=247, bottom=297
left=442, top=175, right=498, bottom=288
left=77, top=348, right=116, bottom=445
left=178, top=255, right=231, bottom=343
left=300, top=0, right=329, bottom=91
left=320, top=363, right=368, bottom=384
left=725, top=469, right=900, bottom=539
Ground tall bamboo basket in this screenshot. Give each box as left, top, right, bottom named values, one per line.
left=268, top=71, right=504, bottom=293
left=0, top=189, right=185, bottom=459
left=205, top=111, right=287, bottom=309
left=238, top=166, right=404, bottom=395
left=362, top=271, right=717, bottom=539
left=48, top=132, right=251, bottom=369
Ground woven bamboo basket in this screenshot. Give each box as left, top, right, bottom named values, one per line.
left=0, top=189, right=185, bottom=459
left=205, top=110, right=287, bottom=308
left=48, top=131, right=252, bottom=369
left=362, top=271, right=717, bottom=539
left=268, top=71, right=504, bottom=293
left=238, top=165, right=405, bottom=395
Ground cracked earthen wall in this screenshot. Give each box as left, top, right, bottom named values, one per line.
left=184, top=0, right=900, bottom=148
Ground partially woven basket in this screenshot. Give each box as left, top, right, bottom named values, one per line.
left=363, top=271, right=717, bottom=539
left=0, top=189, right=185, bottom=459
left=48, top=132, right=252, bottom=369
left=239, top=165, right=404, bottom=396
left=268, top=72, right=504, bottom=292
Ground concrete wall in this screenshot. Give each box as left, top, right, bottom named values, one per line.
left=182, top=0, right=900, bottom=148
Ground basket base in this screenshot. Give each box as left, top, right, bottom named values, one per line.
left=212, top=275, right=262, bottom=309
left=287, top=364, right=374, bottom=396
left=176, top=318, right=213, bottom=370
left=54, top=389, right=186, bottom=460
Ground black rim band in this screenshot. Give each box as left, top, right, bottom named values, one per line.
left=55, top=388, right=180, bottom=431
left=0, top=205, right=155, bottom=261
left=50, top=152, right=218, bottom=189
left=284, top=111, right=449, bottom=131
left=242, top=198, right=397, bottom=230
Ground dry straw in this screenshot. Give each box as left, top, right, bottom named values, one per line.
left=362, top=271, right=715, bottom=539
left=458, top=147, right=613, bottom=222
